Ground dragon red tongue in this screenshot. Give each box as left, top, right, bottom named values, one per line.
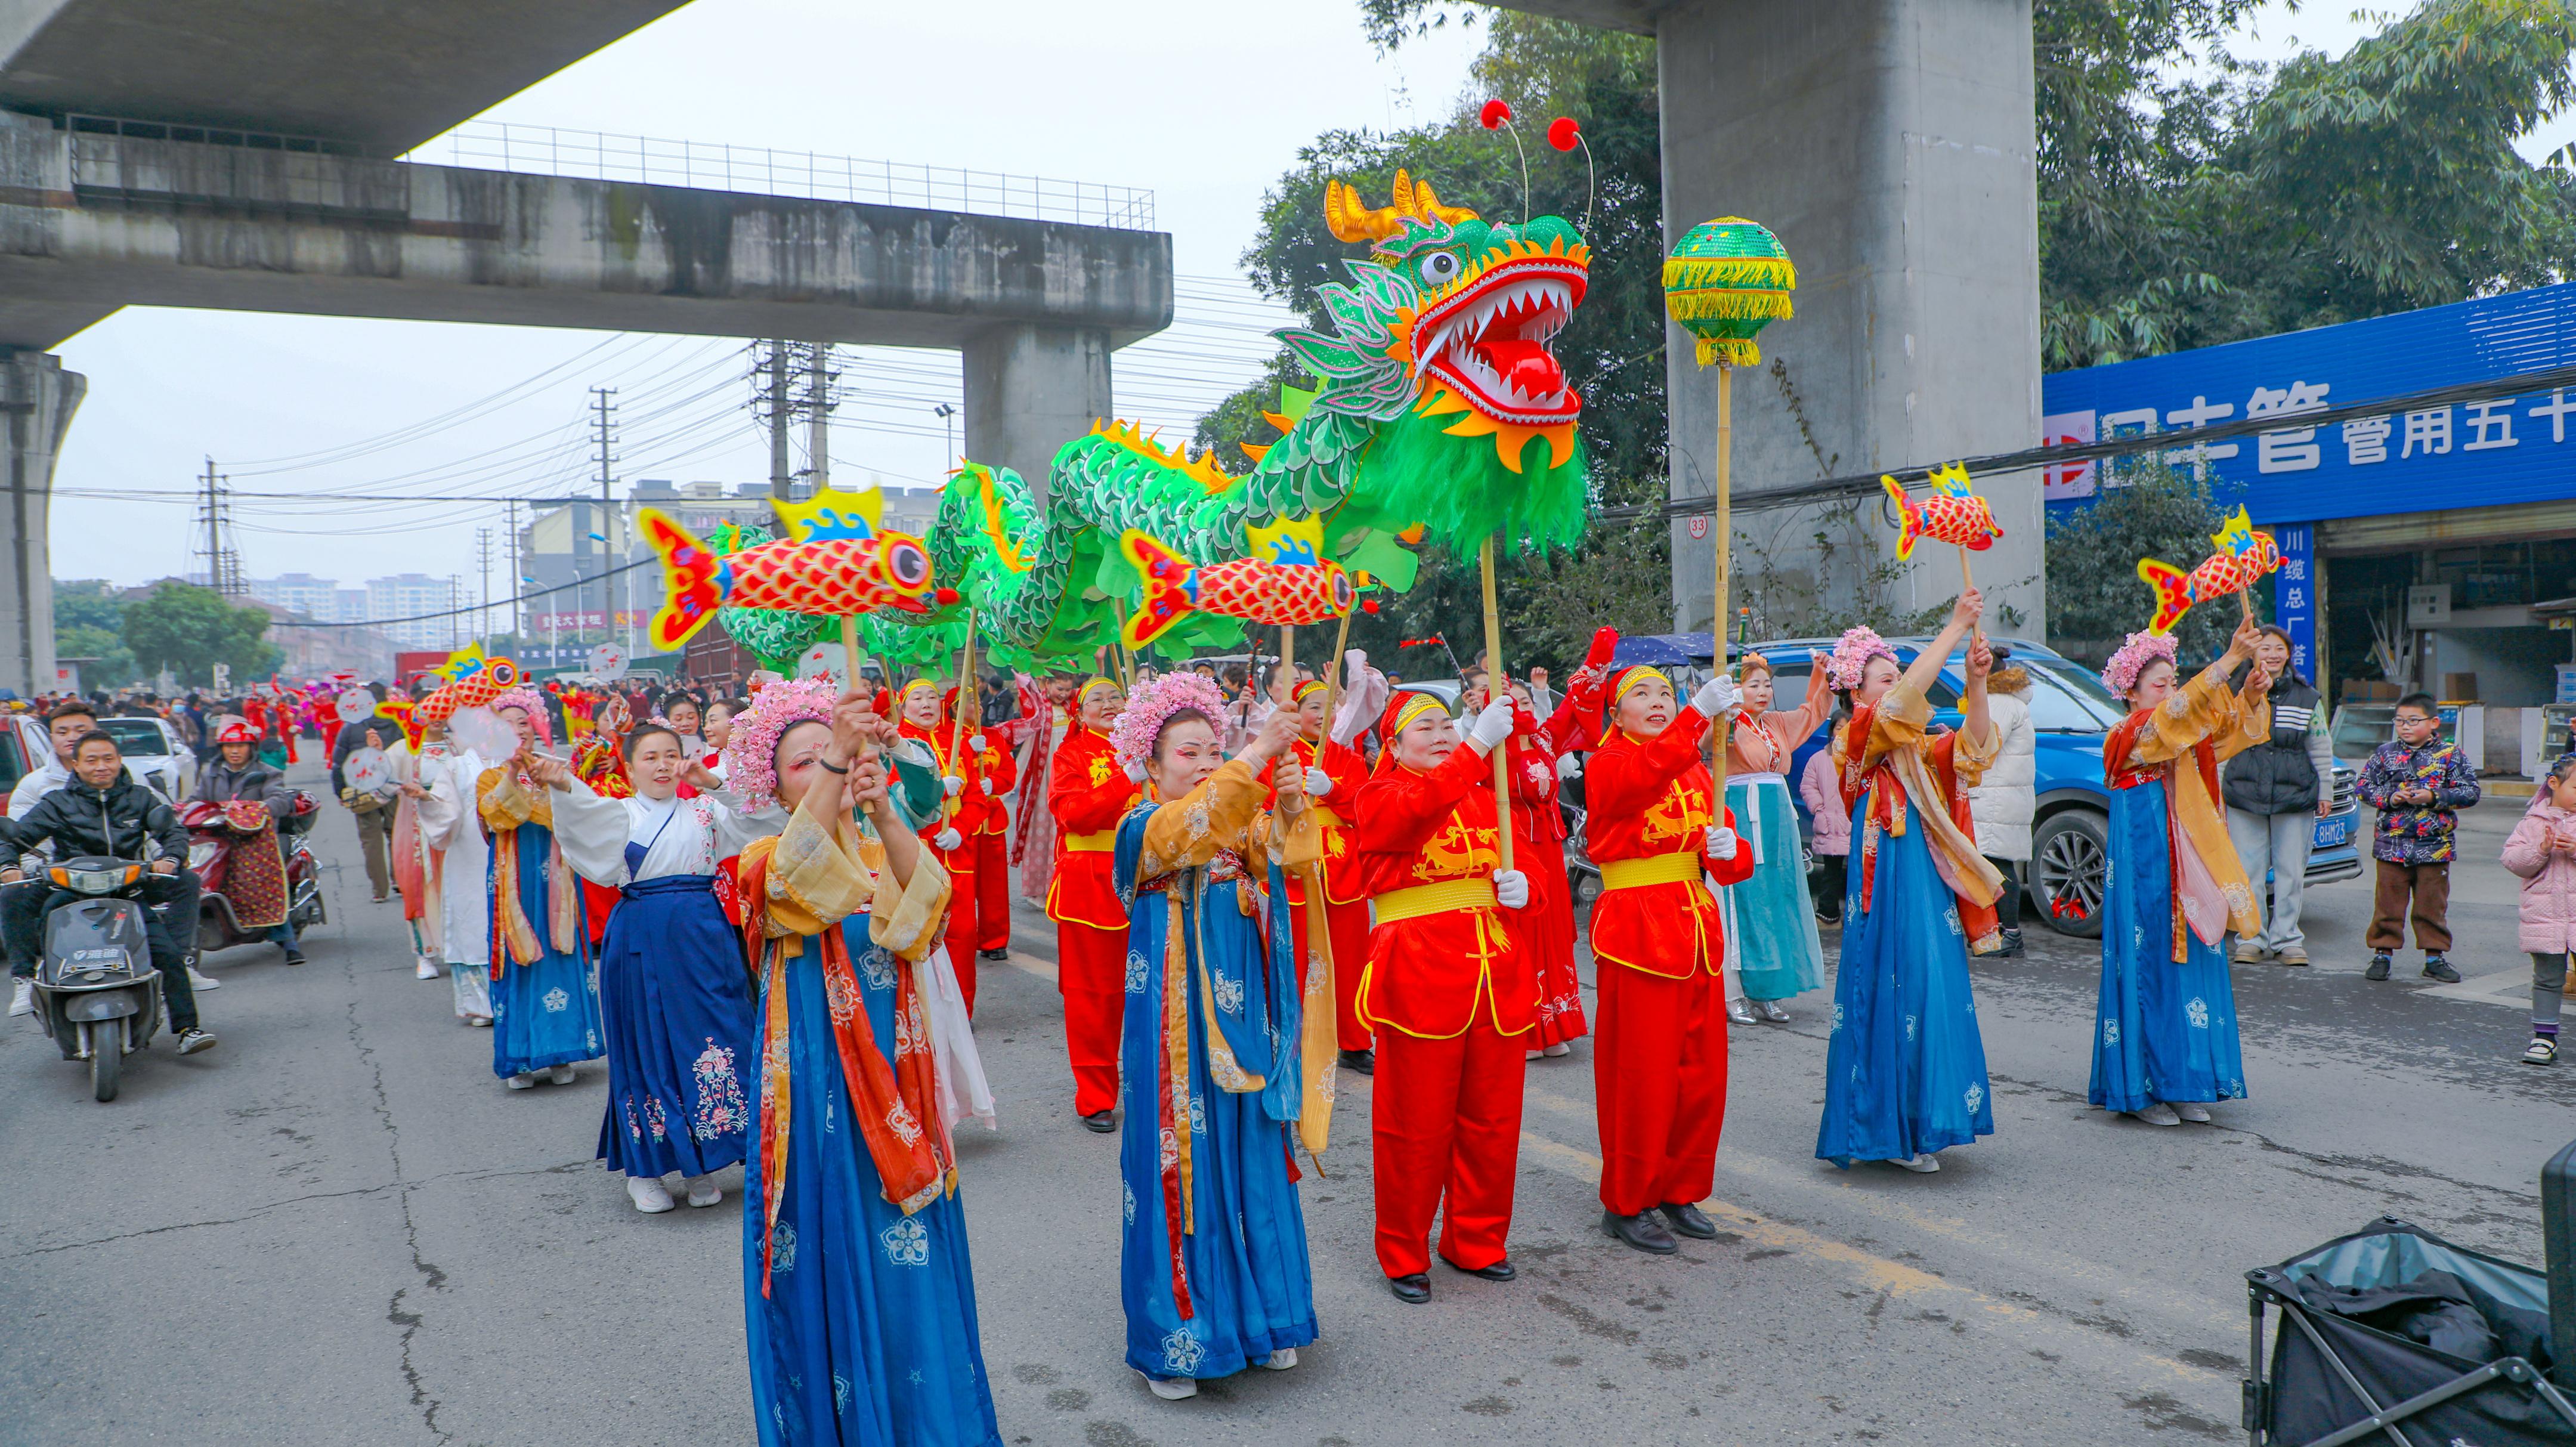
left=1481, top=336, right=1563, bottom=398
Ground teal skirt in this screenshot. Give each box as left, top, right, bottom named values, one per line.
left=1721, top=775, right=1824, bottom=1001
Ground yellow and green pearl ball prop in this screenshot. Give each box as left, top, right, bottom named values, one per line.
left=1662, top=218, right=1795, bottom=368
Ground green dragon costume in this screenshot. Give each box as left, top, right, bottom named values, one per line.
left=866, top=171, right=1596, bottom=666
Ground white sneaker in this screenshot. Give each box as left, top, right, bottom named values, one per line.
left=187, top=966, right=219, bottom=990
left=2130, top=1103, right=2182, bottom=1127
left=1895, top=1152, right=1941, bottom=1174
left=506, top=1072, right=537, bottom=1090
left=465, top=1015, right=492, bottom=1028
left=684, top=1174, right=723, bottom=1208
left=1144, top=1374, right=1198, bottom=1400
left=414, top=958, right=440, bottom=981
left=548, top=1063, right=577, bottom=1086
left=1260, top=1347, right=1297, bottom=1371
left=8, top=979, right=31, bottom=1016
left=1542, top=1042, right=1571, bottom=1058
left=2175, top=1102, right=2213, bottom=1124
left=627, top=1176, right=675, bottom=1213
left=1524, top=1048, right=1544, bottom=1062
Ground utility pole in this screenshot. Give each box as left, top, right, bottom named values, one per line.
left=803, top=342, right=835, bottom=490
left=505, top=499, right=522, bottom=644
left=475, top=527, right=494, bottom=651
left=765, top=339, right=794, bottom=500
left=590, top=385, right=620, bottom=655
left=448, top=576, right=463, bottom=650
left=933, top=403, right=957, bottom=468
left=198, top=458, right=221, bottom=590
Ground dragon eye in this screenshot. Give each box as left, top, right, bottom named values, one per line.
left=886, top=540, right=929, bottom=588
left=1418, top=251, right=1461, bottom=285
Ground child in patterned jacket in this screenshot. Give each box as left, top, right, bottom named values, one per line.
left=2355, top=693, right=2482, bottom=984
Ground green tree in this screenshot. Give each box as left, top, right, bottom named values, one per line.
left=2042, top=459, right=2237, bottom=666
left=50, top=579, right=137, bottom=686
left=121, top=582, right=281, bottom=687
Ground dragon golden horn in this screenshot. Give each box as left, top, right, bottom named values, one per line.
left=1325, top=178, right=1405, bottom=243
left=1405, top=174, right=1478, bottom=225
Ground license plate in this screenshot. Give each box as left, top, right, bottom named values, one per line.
left=2314, top=813, right=2356, bottom=850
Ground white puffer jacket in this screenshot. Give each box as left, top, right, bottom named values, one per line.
left=1968, top=688, right=2034, bottom=861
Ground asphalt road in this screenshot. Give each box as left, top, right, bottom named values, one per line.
left=4, top=772, right=2568, bottom=1446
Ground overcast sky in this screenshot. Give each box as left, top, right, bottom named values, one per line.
left=44, top=0, right=2569, bottom=611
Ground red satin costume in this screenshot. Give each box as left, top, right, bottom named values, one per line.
left=1046, top=712, right=1137, bottom=1118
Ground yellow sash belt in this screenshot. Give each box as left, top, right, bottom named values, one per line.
left=1372, top=877, right=1496, bottom=922
left=1599, top=853, right=1702, bottom=892
left=1064, top=829, right=1116, bottom=852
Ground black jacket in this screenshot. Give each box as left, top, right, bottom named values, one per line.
left=2222, top=671, right=2324, bottom=815
left=329, top=709, right=407, bottom=796
left=5, top=769, right=191, bottom=864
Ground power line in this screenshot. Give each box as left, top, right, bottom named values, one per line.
left=265, top=554, right=660, bottom=628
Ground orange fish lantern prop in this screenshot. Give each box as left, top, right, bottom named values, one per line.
left=2138, top=508, right=2279, bottom=635
left=639, top=506, right=954, bottom=653
left=1119, top=527, right=1354, bottom=650
left=415, top=658, right=521, bottom=725
left=1881, top=463, right=2003, bottom=559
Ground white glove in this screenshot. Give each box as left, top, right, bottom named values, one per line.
left=1706, top=825, right=1739, bottom=861
left=1467, top=699, right=1515, bottom=752
left=942, top=775, right=964, bottom=798
left=980, top=778, right=994, bottom=796
left=934, top=827, right=963, bottom=851
left=1303, top=766, right=1331, bottom=799
left=1691, top=674, right=1742, bottom=719
left=1123, top=759, right=1148, bottom=784
left=1493, top=868, right=1530, bottom=910
left=1556, top=752, right=1581, bottom=781
left=967, top=733, right=987, bottom=755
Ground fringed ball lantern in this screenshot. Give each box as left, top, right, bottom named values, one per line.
left=1662, top=218, right=1795, bottom=367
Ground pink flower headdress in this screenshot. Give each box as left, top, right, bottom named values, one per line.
left=2102, top=630, right=2177, bottom=698
left=1824, top=627, right=1896, bottom=692
left=1108, top=673, right=1226, bottom=777
left=719, top=676, right=840, bottom=813
left=487, top=688, right=553, bottom=746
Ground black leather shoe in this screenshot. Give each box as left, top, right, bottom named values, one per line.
left=1387, top=1273, right=1431, bottom=1304
left=1660, top=1202, right=1718, bottom=1239
left=1449, top=1257, right=1516, bottom=1281
left=282, top=949, right=305, bottom=967
left=1337, top=1049, right=1374, bottom=1076
left=979, top=948, right=1010, bottom=961
left=1081, top=1111, right=1116, bottom=1134
left=1994, top=928, right=2025, bottom=959
left=1602, top=1210, right=1678, bottom=1255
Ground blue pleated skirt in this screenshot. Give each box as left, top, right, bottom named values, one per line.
left=744, top=916, right=1000, bottom=1447
left=1816, top=805, right=1995, bottom=1165
left=595, top=874, right=759, bottom=1179
left=2090, top=781, right=2247, bottom=1111
left=488, top=823, right=604, bottom=1080
left=1724, top=775, right=1825, bottom=1001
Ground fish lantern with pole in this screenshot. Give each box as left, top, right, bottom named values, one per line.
left=1662, top=217, right=1795, bottom=789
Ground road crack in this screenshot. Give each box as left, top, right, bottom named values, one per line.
left=342, top=942, right=455, bottom=1445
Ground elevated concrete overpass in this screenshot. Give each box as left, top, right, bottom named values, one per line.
left=0, top=1, right=1172, bottom=693
left=1490, top=0, right=2045, bottom=639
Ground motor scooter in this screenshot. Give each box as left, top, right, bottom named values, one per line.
left=26, top=855, right=165, bottom=1102
left=183, top=791, right=326, bottom=956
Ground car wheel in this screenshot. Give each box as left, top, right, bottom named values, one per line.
left=2031, top=809, right=2108, bottom=939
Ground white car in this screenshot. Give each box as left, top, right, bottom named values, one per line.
left=13, top=714, right=196, bottom=803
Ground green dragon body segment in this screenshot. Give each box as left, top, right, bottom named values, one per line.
left=874, top=171, right=1595, bottom=666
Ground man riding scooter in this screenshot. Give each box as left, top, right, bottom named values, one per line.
left=1, top=728, right=212, bottom=1053
left=8, top=700, right=200, bottom=1015
left=191, top=718, right=305, bottom=967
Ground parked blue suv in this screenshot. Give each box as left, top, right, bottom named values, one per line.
left=1729, top=636, right=2362, bottom=939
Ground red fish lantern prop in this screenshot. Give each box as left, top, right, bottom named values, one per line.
left=639, top=507, right=954, bottom=653
left=1881, top=463, right=2003, bottom=559
left=415, top=657, right=521, bottom=725
left=1119, top=528, right=1355, bottom=650
left=2137, top=508, right=2279, bottom=635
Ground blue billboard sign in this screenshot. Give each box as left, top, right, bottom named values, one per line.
left=2041, top=280, right=2576, bottom=529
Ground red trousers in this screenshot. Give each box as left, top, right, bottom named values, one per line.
left=1324, top=898, right=1373, bottom=1052
left=1057, top=920, right=1125, bottom=1117
left=1372, top=1021, right=1527, bottom=1278
left=941, top=843, right=979, bottom=1016
left=1593, top=964, right=1728, bottom=1216
left=975, top=828, right=1011, bottom=953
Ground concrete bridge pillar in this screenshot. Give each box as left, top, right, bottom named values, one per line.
left=1655, top=0, right=2045, bottom=638
left=0, top=350, right=80, bottom=697
left=962, top=324, right=1114, bottom=503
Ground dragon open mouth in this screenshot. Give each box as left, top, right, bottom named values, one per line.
left=1412, top=254, right=1587, bottom=426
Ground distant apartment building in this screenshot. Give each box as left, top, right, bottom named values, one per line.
left=248, top=572, right=353, bottom=622
left=365, top=573, right=457, bottom=650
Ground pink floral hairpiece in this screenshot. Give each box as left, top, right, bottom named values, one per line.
left=1108, top=673, right=1227, bottom=775
left=2102, top=630, right=2177, bottom=698
left=1824, top=627, right=1895, bottom=692
left=719, top=676, right=839, bottom=813
left=487, top=688, right=553, bottom=746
